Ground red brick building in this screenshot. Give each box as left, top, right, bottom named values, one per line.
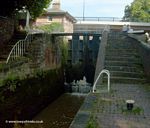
left=36, top=0, right=76, bottom=33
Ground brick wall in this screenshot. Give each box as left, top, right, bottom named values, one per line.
left=36, top=15, right=74, bottom=33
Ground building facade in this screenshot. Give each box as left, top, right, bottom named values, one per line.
left=36, top=0, right=76, bottom=33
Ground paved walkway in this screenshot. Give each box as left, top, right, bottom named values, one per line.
left=70, top=83, right=150, bottom=128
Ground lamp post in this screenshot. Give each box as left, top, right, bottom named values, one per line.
left=83, top=0, right=85, bottom=21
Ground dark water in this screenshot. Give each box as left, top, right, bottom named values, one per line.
left=22, top=93, right=85, bottom=128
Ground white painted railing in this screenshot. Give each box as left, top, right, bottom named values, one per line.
left=6, top=33, right=32, bottom=64
left=92, top=69, right=110, bottom=93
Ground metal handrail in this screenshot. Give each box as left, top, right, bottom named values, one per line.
left=75, top=17, right=123, bottom=22
left=92, top=69, right=110, bottom=93
left=92, top=25, right=110, bottom=93
left=6, top=33, right=32, bottom=64
left=75, top=17, right=150, bottom=23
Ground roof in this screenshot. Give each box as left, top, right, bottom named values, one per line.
left=44, top=8, right=77, bottom=23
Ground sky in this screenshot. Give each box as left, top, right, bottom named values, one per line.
left=49, top=0, right=133, bottom=18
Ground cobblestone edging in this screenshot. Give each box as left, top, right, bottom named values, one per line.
left=69, top=93, right=98, bottom=128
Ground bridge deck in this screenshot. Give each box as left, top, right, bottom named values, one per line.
left=76, top=21, right=150, bottom=26
left=51, top=32, right=102, bottom=36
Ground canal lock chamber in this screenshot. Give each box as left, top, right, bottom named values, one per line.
left=64, top=34, right=101, bottom=94
left=0, top=33, right=101, bottom=128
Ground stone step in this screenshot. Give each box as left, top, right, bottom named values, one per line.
left=105, top=46, right=137, bottom=50
left=109, top=71, right=145, bottom=79
left=107, top=45, right=135, bottom=48
left=103, top=76, right=147, bottom=84
left=107, top=44, right=135, bottom=48
left=107, top=41, right=135, bottom=45
left=107, top=38, right=134, bottom=42
left=105, top=50, right=138, bottom=56
left=104, top=65, right=144, bottom=73
left=105, top=56, right=141, bottom=62
left=102, top=33, right=146, bottom=85
left=105, top=60, right=142, bottom=67
left=107, top=40, right=136, bottom=44
left=105, top=49, right=138, bottom=54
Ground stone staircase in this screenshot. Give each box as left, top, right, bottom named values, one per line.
left=0, top=32, right=27, bottom=64
left=104, top=32, right=146, bottom=84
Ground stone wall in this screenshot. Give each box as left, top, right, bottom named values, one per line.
left=0, top=68, right=64, bottom=127
left=0, top=17, right=14, bottom=47
left=137, top=42, right=150, bottom=82
left=129, top=34, right=150, bottom=82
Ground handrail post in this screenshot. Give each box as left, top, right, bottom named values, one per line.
left=108, top=70, right=110, bottom=92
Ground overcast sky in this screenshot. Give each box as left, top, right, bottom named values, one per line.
left=49, top=0, right=133, bottom=18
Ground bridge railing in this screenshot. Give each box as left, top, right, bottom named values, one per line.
left=75, top=17, right=123, bottom=22
left=75, top=17, right=150, bottom=23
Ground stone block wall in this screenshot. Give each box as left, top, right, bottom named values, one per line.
left=0, top=68, right=64, bottom=127
left=129, top=34, right=150, bottom=82
left=138, top=42, right=150, bottom=82
left=0, top=17, right=14, bottom=47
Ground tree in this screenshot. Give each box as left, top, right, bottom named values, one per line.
left=123, top=0, right=150, bottom=22
left=1, top=0, right=52, bottom=19
left=123, top=5, right=131, bottom=21
left=24, top=0, right=52, bottom=19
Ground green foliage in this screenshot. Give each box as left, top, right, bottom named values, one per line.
left=122, top=106, right=144, bottom=115
left=123, top=0, right=150, bottom=22
left=35, top=22, right=64, bottom=33
left=3, top=73, right=20, bottom=92
left=1, top=0, right=52, bottom=19
left=86, top=116, right=98, bottom=128
left=131, top=0, right=150, bottom=22
left=34, top=69, right=48, bottom=80
left=26, top=0, right=52, bottom=19
left=60, top=39, right=69, bottom=66
left=123, top=5, right=131, bottom=21
left=0, top=63, right=4, bottom=71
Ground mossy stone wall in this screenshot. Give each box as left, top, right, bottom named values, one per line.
left=0, top=68, right=64, bottom=128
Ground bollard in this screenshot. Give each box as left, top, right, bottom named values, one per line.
left=126, top=100, right=135, bottom=110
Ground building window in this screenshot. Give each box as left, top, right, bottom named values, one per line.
left=48, top=16, right=52, bottom=21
